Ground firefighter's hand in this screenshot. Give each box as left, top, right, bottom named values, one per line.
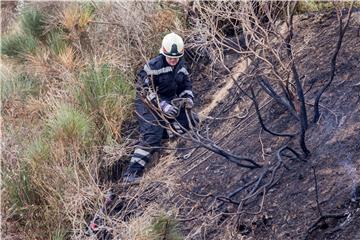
left=160, top=101, right=179, bottom=117
left=184, top=98, right=194, bottom=109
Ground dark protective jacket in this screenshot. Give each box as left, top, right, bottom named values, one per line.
left=127, top=54, right=197, bottom=172
left=133, top=54, right=195, bottom=148
left=136, top=54, right=194, bottom=102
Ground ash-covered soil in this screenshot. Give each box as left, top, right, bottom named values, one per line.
left=107, top=10, right=360, bottom=240
left=169, top=11, right=360, bottom=240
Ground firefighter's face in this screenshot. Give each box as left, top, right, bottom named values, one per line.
left=165, top=57, right=179, bottom=66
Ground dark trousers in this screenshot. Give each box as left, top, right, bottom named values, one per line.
left=135, top=98, right=191, bottom=151
left=127, top=98, right=197, bottom=172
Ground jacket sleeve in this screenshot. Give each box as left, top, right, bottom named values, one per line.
left=177, top=66, right=194, bottom=100
left=136, top=63, right=158, bottom=105
left=137, top=68, right=148, bottom=87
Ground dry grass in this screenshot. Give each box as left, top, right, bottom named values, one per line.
left=59, top=3, right=94, bottom=32
left=58, top=46, right=76, bottom=70
left=1, top=2, right=187, bottom=239
left=83, top=154, right=181, bottom=240
left=87, top=2, right=185, bottom=74
left=0, top=1, right=18, bottom=35
left=112, top=204, right=182, bottom=240
left=24, top=47, right=52, bottom=80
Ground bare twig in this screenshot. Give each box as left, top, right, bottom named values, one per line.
left=313, top=3, right=354, bottom=123
left=250, top=87, right=296, bottom=137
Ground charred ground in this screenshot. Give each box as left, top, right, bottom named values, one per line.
left=142, top=10, right=360, bottom=240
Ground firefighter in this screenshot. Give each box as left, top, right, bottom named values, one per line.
left=123, top=32, right=195, bottom=183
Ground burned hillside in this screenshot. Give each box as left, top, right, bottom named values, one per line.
left=2, top=2, right=360, bottom=240
left=107, top=5, right=360, bottom=240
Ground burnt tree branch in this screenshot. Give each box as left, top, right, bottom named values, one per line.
left=285, top=2, right=310, bottom=157
left=258, top=77, right=299, bottom=120
left=250, top=87, right=296, bottom=137
left=313, top=4, right=354, bottom=123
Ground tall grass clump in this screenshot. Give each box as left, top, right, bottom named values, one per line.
left=2, top=160, right=46, bottom=238
left=76, top=64, right=135, bottom=141
left=21, top=104, right=95, bottom=201
left=3, top=161, right=41, bottom=212
left=2, top=103, right=96, bottom=239
left=1, top=8, right=45, bottom=58
left=1, top=73, right=40, bottom=103
left=60, top=3, right=95, bottom=31
left=25, top=137, right=51, bottom=169
left=79, top=2, right=96, bottom=28
left=46, top=104, right=95, bottom=152
left=0, top=33, right=38, bottom=57
left=20, top=8, right=46, bottom=38
left=52, top=229, right=68, bottom=240
left=47, top=29, right=69, bottom=55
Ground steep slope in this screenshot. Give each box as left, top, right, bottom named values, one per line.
left=2, top=3, right=359, bottom=240
left=114, top=10, right=360, bottom=240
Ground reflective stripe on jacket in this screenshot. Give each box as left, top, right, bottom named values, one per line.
left=137, top=54, right=194, bottom=102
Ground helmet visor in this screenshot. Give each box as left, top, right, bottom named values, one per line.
left=160, top=48, right=184, bottom=58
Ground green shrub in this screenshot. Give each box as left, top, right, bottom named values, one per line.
left=149, top=213, right=183, bottom=240
left=1, top=73, right=41, bottom=103
left=0, top=33, right=38, bottom=57
left=1, top=8, right=45, bottom=58
left=45, top=104, right=95, bottom=148
left=20, top=8, right=46, bottom=38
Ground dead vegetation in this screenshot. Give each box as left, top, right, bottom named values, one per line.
left=2, top=1, right=360, bottom=240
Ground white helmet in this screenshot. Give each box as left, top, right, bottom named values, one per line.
left=160, top=32, right=184, bottom=58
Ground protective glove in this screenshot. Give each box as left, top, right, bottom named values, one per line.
left=184, top=98, right=194, bottom=109
left=160, top=101, right=179, bottom=117
left=145, top=89, right=157, bottom=103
